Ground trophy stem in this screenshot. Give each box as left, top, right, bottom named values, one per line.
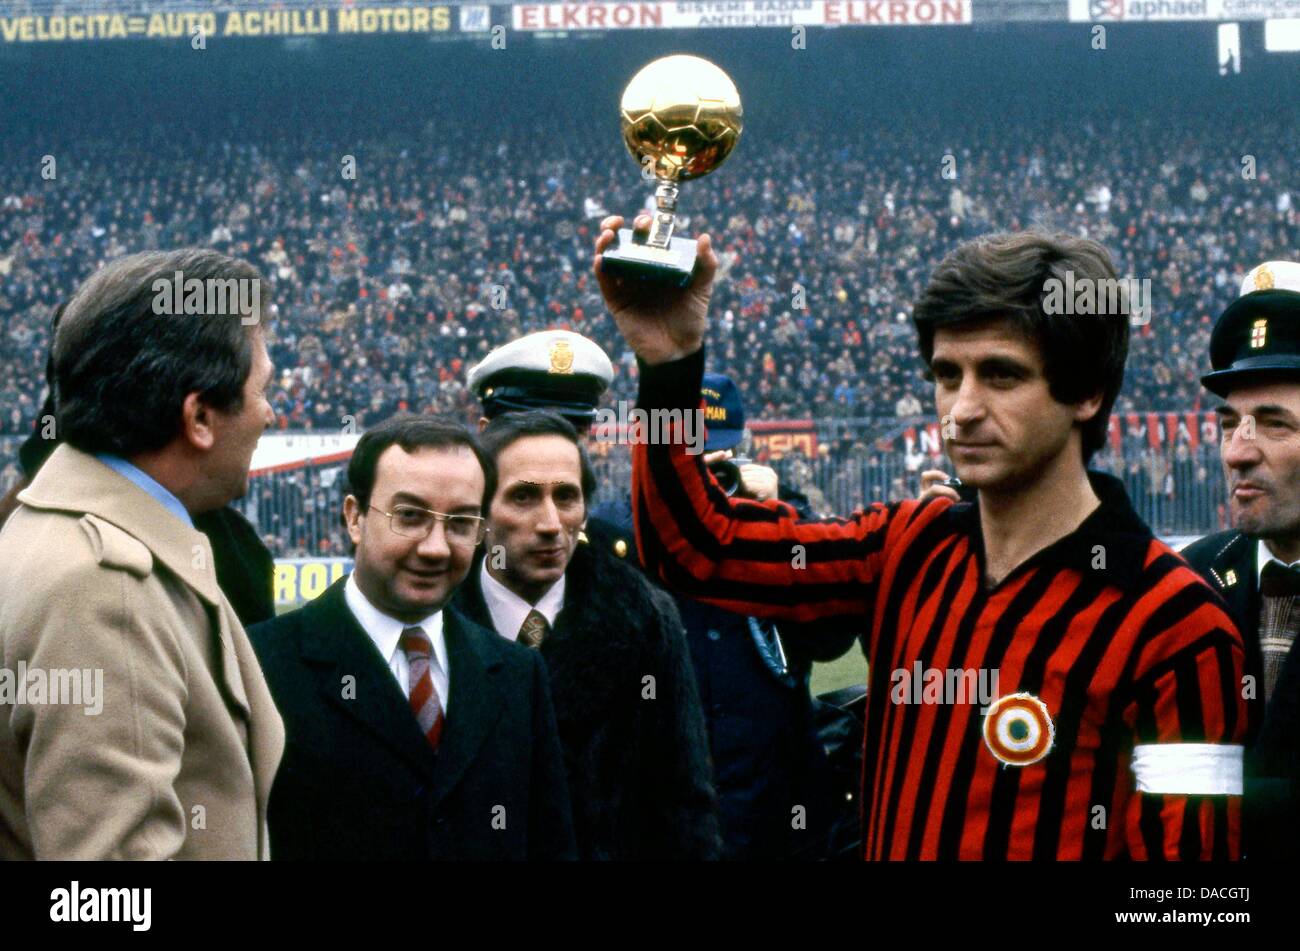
left=646, top=181, right=679, bottom=249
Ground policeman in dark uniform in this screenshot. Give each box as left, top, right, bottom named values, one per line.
left=596, top=371, right=857, bottom=859
left=670, top=375, right=857, bottom=858
left=1182, top=260, right=1300, bottom=860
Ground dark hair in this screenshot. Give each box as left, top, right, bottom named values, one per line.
left=18, top=302, right=67, bottom=479
left=53, top=248, right=263, bottom=456
left=479, top=410, right=598, bottom=514
left=911, top=230, right=1130, bottom=461
left=346, top=414, right=496, bottom=514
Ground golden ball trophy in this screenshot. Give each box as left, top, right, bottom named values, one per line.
left=601, top=54, right=744, bottom=288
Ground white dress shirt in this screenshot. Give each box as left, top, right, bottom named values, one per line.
left=1256, top=539, right=1300, bottom=589
left=343, top=572, right=450, bottom=710
left=480, top=559, right=565, bottom=642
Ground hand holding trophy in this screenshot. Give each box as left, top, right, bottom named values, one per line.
left=594, top=55, right=743, bottom=365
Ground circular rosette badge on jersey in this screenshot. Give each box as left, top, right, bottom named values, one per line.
left=983, top=692, right=1055, bottom=767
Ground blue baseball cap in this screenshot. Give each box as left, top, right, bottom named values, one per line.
left=701, top=372, right=746, bottom=451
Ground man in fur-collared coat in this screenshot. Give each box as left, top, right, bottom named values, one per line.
left=451, top=411, right=721, bottom=860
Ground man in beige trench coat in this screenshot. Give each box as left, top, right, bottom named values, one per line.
left=0, top=248, right=284, bottom=859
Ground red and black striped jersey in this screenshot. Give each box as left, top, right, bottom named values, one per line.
left=632, top=348, right=1247, bottom=860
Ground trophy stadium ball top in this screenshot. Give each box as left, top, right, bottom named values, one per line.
left=619, top=55, right=743, bottom=183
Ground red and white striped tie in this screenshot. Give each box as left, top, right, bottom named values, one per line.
left=400, top=625, right=444, bottom=751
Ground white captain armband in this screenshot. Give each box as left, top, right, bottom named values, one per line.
left=1131, top=743, right=1244, bottom=795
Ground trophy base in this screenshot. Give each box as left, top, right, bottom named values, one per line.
left=600, top=228, right=697, bottom=288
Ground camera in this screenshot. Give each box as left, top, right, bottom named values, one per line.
left=941, top=476, right=977, bottom=503
left=709, top=455, right=753, bottom=498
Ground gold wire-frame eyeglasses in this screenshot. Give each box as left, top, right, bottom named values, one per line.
left=369, top=504, right=488, bottom=546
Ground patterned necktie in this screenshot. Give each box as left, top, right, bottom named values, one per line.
left=399, top=625, right=444, bottom=751
left=1258, top=561, right=1300, bottom=705
left=518, top=609, right=549, bottom=648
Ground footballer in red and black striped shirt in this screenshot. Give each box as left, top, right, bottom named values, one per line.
left=595, top=222, right=1247, bottom=860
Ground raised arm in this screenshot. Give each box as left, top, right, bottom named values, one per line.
left=595, top=214, right=950, bottom=627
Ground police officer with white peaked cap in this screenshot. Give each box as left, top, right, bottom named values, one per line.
left=468, top=328, right=637, bottom=556
left=468, top=330, right=614, bottom=433
left=458, top=330, right=724, bottom=858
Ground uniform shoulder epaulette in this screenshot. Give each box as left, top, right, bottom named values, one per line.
left=79, top=513, right=152, bottom=578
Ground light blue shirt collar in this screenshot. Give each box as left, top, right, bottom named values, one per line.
left=95, top=454, right=194, bottom=528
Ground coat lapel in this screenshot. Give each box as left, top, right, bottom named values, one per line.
left=452, top=554, right=496, bottom=632
left=220, top=595, right=284, bottom=850
left=207, top=577, right=255, bottom=724
left=427, top=608, right=504, bottom=811
left=299, top=580, right=439, bottom=783
left=1207, top=533, right=1280, bottom=746
left=1210, top=532, right=1260, bottom=648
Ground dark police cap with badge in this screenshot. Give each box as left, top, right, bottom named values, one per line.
left=588, top=370, right=752, bottom=562
left=701, top=372, right=746, bottom=451
left=1203, top=261, right=1300, bottom=397
left=468, top=330, right=614, bottom=430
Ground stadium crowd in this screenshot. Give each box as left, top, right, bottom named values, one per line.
left=1, top=106, right=1295, bottom=552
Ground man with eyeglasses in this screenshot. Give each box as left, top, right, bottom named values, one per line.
left=248, top=414, right=577, bottom=860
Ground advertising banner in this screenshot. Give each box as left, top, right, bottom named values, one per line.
left=274, top=557, right=353, bottom=607
left=1068, top=0, right=1300, bottom=22
left=0, top=6, right=455, bottom=44
left=511, top=1, right=972, bottom=32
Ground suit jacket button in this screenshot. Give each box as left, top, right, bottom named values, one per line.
left=707, top=629, right=721, bottom=642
